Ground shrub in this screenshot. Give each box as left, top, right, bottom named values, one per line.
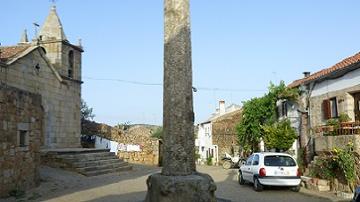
left=151, top=127, right=163, bottom=139
left=262, top=119, right=297, bottom=151
left=206, top=157, right=213, bottom=166
left=310, top=142, right=356, bottom=191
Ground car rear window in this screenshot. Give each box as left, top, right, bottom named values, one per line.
left=264, top=155, right=296, bottom=167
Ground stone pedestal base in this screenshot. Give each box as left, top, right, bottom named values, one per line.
left=145, top=172, right=217, bottom=202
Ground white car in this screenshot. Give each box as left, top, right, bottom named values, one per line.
left=238, top=152, right=301, bottom=192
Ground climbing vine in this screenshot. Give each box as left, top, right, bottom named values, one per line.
left=236, top=81, right=299, bottom=151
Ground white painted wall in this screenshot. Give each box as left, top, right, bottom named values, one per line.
left=94, top=136, right=119, bottom=155
left=196, top=122, right=215, bottom=162
left=312, top=68, right=360, bottom=97
left=276, top=100, right=300, bottom=159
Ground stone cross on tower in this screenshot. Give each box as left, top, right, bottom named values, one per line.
left=145, top=0, right=217, bottom=201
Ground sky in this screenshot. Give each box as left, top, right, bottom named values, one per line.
left=1, top=1, right=360, bottom=126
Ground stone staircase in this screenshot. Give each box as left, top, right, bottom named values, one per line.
left=41, top=148, right=132, bottom=176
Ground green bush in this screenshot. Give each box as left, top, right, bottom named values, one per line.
left=206, top=157, right=213, bottom=166
left=310, top=142, right=356, bottom=191
left=339, top=113, right=351, bottom=123
left=151, top=127, right=163, bottom=139
left=262, top=119, right=297, bottom=151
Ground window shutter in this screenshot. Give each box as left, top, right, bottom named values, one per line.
left=322, top=99, right=331, bottom=120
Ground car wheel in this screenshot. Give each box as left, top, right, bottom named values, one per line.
left=253, top=177, right=263, bottom=192
left=238, top=171, right=245, bottom=185
left=222, top=161, right=231, bottom=169
left=290, top=185, right=301, bottom=192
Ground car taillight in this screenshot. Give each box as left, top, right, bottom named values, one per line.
left=297, top=168, right=302, bottom=177
left=259, top=168, right=266, bottom=177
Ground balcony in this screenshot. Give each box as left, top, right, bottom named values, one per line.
left=314, top=121, right=360, bottom=155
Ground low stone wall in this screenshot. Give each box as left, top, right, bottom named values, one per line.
left=116, top=126, right=160, bottom=166
left=118, top=139, right=159, bottom=166
left=82, top=121, right=160, bottom=165
left=0, top=85, right=42, bottom=197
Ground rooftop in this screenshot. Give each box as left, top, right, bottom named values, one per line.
left=0, top=45, right=30, bottom=62
left=288, top=51, right=360, bottom=88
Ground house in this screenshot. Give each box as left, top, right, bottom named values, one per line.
left=195, top=101, right=242, bottom=164
left=287, top=51, right=360, bottom=163
left=0, top=6, right=83, bottom=148
left=195, top=121, right=214, bottom=163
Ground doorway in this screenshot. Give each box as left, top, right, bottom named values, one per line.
left=353, top=92, right=360, bottom=121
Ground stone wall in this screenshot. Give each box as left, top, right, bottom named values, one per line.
left=309, top=84, right=360, bottom=128
left=115, top=125, right=160, bottom=166
left=82, top=121, right=160, bottom=165
left=0, top=84, right=42, bottom=197
left=0, top=48, right=81, bottom=148
left=315, top=135, right=360, bottom=155
left=212, top=110, right=242, bottom=158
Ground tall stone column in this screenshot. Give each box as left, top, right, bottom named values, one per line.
left=145, top=0, right=217, bottom=201
left=162, top=0, right=195, bottom=176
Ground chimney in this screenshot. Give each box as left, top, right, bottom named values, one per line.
left=303, top=72, right=311, bottom=78
left=219, top=100, right=225, bottom=115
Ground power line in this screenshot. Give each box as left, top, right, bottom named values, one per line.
left=83, top=76, right=161, bottom=86
left=83, top=76, right=267, bottom=92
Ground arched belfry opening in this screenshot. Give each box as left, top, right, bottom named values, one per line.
left=68, top=50, right=74, bottom=78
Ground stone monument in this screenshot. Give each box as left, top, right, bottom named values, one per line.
left=145, top=0, right=217, bottom=201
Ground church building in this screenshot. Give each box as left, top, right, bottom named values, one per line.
left=0, top=6, right=83, bottom=148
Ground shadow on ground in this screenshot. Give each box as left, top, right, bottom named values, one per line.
left=1, top=164, right=160, bottom=202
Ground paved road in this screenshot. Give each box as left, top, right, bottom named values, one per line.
left=198, top=166, right=330, bottom=202
left=1, top=165, right=332, bottom=202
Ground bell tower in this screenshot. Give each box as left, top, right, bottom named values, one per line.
left=37, top=5, right=83, bottom=81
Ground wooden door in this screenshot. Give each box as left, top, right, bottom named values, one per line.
left=354, top=93, right=360, bottom=121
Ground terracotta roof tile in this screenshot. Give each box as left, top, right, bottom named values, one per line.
left=0, top=45, right=30, bottom=62
left=288, top=52, right=360, bottom=88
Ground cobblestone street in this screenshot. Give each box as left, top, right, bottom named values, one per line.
left=0, top=165, right=336, bottom=202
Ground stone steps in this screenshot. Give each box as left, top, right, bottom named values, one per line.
left=85, top=165, right=133, bottom=177
left=41, top=148, right=132, bottom=176
left=72, top=158, right=121, bottom=168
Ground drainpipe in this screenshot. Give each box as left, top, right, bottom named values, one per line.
left=305, top=81, right=316, bottom=165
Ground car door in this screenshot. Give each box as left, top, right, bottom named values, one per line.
left=250, top=154, right=260, bottom=180
left=242, top=155, right=254, bottom=181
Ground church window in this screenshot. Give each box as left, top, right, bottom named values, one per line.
left=18, top=130, right=28, bottom=147
left=68, top=50, right=74, bottom=78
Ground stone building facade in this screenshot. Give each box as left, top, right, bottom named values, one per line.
left=0, top=6, right=83, bottom=148
left=212, top=109, right=242, bottom=157
left=196, top=101, right=242, bottom=164
left=287, top=52, right=360, bottom=192
left=0, top=84, right=42, bottom=197
left=289, top=52, right=360, bottom=129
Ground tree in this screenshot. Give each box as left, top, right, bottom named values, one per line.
left=262, top=119, right=297, bottom=151
left=151, top=127, right=163, bottom=139
left=236, top=81, right=299, bottom=151
left=236, top=96, right=273, bottom=151
left=81, top=99, right=95, bottom=122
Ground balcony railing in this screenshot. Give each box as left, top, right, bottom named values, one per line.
left=315, top=121, right=360, bottom=136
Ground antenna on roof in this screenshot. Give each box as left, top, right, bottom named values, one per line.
left=33, top=22, right=40, bottom=39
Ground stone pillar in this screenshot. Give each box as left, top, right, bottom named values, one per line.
left=162, top=0, right=195, bottom=176
left=145, top=0, right=217, bottom=201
